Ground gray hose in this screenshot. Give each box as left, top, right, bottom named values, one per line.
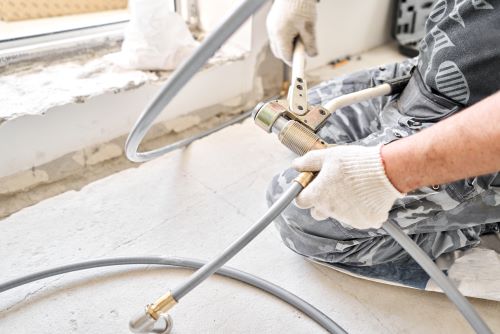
left=125, top=0, right=269, bottom=162
left=172, top=181, right=303, bottom=300
left=383, top=221, right=492, bottom=334
left=5, top=0, right=489, bottom=330
left=0, top=256, right=346, bottom=334
left=142, top=109, right=253, bottom=156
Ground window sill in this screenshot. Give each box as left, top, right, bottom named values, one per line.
left=0, top=1, right=278, bottom=194
left=0, top=37, right=276, bottom=182
left=0, top=44, right=248, bottom=124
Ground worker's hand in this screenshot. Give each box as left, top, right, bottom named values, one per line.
left=266, top=0, right=318, bottom=66
left=292, top=145, right=404, bottom=229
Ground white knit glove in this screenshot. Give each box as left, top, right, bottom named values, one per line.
left=266, top=0, right=318, bottom=65
left=292, top=145, right=404, bottom=229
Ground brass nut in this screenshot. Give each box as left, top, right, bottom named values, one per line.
left=278, top=121, right=327, bottom=156
left=293, top=172, right=315, bottom=188
left=147, top=291, right=178, bottom=320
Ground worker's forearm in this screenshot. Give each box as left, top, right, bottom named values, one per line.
left=381, top=91, right=500, bottom=193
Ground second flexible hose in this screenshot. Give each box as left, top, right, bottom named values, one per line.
left=171, top=180, right=303, bottom=300
left=383, top=221, right=492, bottom=334
left=0, top=258, right=346, bottom=334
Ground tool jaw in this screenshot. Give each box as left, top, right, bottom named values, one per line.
left=253, top=98, right=330, bottom=133
left=253, top=99, right=288, bottom=133
left=253, top=99, right=327, bottom=156
left=285, top=105, right=330, bottom=132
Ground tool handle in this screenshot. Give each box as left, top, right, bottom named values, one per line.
left=292, top=40, right=306, bottom=80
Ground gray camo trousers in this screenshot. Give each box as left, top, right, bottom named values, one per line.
left=266, top=60, right=500, bottom=268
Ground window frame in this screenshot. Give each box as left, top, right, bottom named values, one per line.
left=0, top=0, right=183, bottom=66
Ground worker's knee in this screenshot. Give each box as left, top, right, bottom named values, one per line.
left=272, top=209, right=398, bottom=265
left=267, top=168, right=398, bottom=266
left=266, top=168, right=299, bottom=207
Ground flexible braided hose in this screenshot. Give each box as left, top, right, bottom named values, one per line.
left=0, top=256, right=346, bottom=334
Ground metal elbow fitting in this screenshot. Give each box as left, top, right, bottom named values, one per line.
left=129, top=291, right=177, bottom=334
left=129, top=311, right=173, bottom=334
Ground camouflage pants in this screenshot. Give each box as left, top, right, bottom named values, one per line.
left=266, top=60, right=500, bottom=285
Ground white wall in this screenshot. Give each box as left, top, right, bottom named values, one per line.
left=197, top=0, right=254, bottom=51
left=0, top=2, right=273, bottom=179
left=0, top=59, right=255, bottom=178
left=309, top=0, right=393, bottom=69
left=1, top=0, right=394, bottom=178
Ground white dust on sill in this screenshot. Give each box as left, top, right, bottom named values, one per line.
left=0, top=46, right=248, bottom=124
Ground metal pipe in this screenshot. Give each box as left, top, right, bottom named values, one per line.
left=0, top=256, right=346, bottom=334
left=125, top=0, right=269, bottom=162
left=172, top=180, right=302, bottom=299
left=383, top=221, right=492, bottom=334
left=323, top=84, right=391, bottom=114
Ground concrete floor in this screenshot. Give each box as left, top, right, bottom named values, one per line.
left=1, top=117, right=500, bottom=334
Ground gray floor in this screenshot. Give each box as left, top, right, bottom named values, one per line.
left=1, top=117, right=500, bottom=334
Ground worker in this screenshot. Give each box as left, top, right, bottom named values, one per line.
left=266, top=0, right=500, bottom=282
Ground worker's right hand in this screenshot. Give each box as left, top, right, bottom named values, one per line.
left=266, top=0, right=318, bottom=66
left=292, top=145, right=404, bottom=229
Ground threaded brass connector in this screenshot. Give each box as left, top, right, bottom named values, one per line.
left=146, top=291, right=178, bottom=320
left=293, top=172, right=315, bottom=188
left=278, top=120, right=327, bottom=156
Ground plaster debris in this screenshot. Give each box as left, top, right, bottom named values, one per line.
left=108, top=0, right=198, bottom=71
left=0, top=169, right=49, bottom=195
left=0, top=41, right=273, bottom=218
left=72, top=143, right=123, bottom=167
left=0, top=45, right=247, bottom=124
left=0, top=57, right=156, bottom=121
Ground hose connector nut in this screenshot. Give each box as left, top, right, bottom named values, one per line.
left=293, top=172, right=315, bottom=188
left=147, top=291, right=178, bottom=320
left=278, top=120, right=326, bottom=156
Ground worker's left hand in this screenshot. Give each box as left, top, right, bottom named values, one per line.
left=292, top=145, right=404, bottom=229
left=266, top=0, right=318, bottom=66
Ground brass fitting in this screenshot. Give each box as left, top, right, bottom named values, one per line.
left=146, top=291, right=178, bottom=320
left=278, top=120, right=327, bottom=156
left=293, top=172, right=315, bottom=188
